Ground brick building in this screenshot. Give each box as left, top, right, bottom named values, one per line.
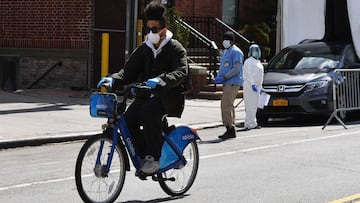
left=0, top=0, right=92, bottom=90
left=0, top=0, right=261, bottom=90
left=174, top=1, right=222, bottom=18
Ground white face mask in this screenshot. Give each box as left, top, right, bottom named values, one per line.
left=223, top=40, right=231, bottom=49
left=147, top=31, right=161, bottom=44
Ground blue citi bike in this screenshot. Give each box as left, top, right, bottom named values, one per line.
left=75, top=83, right=200, bottom=203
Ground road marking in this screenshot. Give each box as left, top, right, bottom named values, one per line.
left=202, top=130, right=360, bottom=159
left=328, top=193, right=360, bottom=203
left=0, top=176, right=74, bottom=192
left=235, top=129, right=301, bottom=139
left=0, top=129, right=359, bottom=192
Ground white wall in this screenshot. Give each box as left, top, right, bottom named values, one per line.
left=278, top=0, right=325, bottom=49
left=277, top=0, right=359, bottom=60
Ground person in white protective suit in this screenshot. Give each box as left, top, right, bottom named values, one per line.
left=243, top=44, right=264, bottom=130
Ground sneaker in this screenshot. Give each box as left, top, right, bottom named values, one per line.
left=218, top=127, right=236, bottom=139
left=241, top=125, right=261, bottom=131
left=140, top=155, right=160, bottom=174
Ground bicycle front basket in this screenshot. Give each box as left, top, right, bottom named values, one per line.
left=89, top=93, right=117, bottom=118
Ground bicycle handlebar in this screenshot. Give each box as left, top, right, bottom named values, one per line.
left=98, top=82, right=157, bottom=113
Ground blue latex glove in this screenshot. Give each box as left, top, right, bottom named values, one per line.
left=145, top=77, right=161, bottom=89
left=214, top=76, right=224, bottom=84
left=252, top=84, right=258, bottom=92
left=97, top=77, right=114, bottom=88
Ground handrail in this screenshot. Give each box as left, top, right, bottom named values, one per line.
left=27, top=61, right=63, bottom=89
left=173, top=15, right=218, bottom=51
left=215, top=18, right=252, bottom=46
left=172, top=15, right=220, bottom=84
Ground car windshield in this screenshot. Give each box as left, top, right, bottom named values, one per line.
left=267, top=45, right=344, bottom=70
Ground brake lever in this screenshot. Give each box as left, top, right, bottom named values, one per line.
left=103, top=83, right=112, bottom=92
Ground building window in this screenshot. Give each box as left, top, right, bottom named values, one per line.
left=222, top=0, right=238, bottom=26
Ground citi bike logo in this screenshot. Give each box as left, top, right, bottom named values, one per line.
left=126, top=137, right=136, bottom=156
left=96, top=104, right=108, bottom=109
left=182, top=133, right=194, bottom=140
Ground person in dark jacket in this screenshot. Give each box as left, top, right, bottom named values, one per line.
left=97, top=1, right=188, bottom=175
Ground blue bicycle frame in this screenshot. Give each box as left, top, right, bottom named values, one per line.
left=91, top=92, right=199, bottom=175
left=121, top=113, right=200, bottom=173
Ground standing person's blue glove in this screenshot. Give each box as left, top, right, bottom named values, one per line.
left=145, top=77, right=161, bottom=89
left=97, top=77, right=114, bottom=88
left=214, top=76, right=225, bottom=84
left=251, top=84, right=258, bottom=92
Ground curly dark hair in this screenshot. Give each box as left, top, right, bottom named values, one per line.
left=143, top=0, right=167, bottom=27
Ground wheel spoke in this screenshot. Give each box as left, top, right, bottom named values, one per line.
left=159, top=141, right=199, bottom=196
left=75, top=136, right=126, bottom=203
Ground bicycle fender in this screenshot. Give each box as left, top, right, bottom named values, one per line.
left=167, top=126, right=200, bottom=151
left=159, top=126, right=199, bottom=169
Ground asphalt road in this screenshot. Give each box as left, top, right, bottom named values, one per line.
left=1, top=122, right=360, bottom=203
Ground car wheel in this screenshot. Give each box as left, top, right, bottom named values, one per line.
left=257, top=114, right=268, bottom=125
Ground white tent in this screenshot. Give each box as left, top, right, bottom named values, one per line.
left=276, top=0, right=360, bottom=59
left=348, top=0, right=360, bottom=60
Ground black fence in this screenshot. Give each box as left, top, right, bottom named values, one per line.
left=173, top=16, right=251, bottom=85
left=184, top=17, right=251, bottom=56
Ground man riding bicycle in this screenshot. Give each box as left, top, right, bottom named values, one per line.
left=97, top=1, right=188, bottom=175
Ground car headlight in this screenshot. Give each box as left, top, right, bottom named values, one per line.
left=303, top=80, right=329, bottom=92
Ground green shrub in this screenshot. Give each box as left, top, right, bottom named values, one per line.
left=239, top=22, right=271, bottom=59
left=166, top=7, right=189, bottom=48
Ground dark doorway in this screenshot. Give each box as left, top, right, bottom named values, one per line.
left=93, top=0, right=127, bottom=87
left=0, top=56, right=19, bottom=91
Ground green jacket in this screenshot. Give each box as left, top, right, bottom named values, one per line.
left=113, top=39, right=188, bottom=117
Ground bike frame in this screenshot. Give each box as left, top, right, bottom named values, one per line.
left=95, top=98, right=199, bottom=175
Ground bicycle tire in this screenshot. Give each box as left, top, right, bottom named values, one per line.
left=75, top=134, right=126, bottom=203
left=158, top=140, right=199, bottom=196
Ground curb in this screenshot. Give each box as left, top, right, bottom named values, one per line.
left=0, top=132, right=97, bottom=150
left=0, top=121, right=230, bottom=150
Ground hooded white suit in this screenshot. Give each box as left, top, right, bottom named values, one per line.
left=243, top=56, right=264, bottom=129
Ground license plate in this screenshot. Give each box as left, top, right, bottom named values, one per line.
left=272, top=99, right=288, bottom=106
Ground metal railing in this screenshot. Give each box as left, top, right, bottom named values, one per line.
left=172, top=16, right=219, bottom=83
left=214, top=18, right=252, bottom=53
left=179, top=17, right=251, bottom=85
left=322, top=68, right=360, bottom=130
left=183, top=17, right=251, bottom=56
left=27, top=61, right=63, bottom=89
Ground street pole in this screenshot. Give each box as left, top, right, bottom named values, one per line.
left=101, top=33, right=109, bottom=92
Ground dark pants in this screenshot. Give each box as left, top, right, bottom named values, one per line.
left=125, top=97, right=165, bottom=161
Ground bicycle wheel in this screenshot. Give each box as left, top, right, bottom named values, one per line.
left=159, top=140, right=199, bottom=196
left=75, top=135, right=126, bottom=203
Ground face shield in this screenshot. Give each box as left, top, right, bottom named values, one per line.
left=248, top=44, right=261, bottom=59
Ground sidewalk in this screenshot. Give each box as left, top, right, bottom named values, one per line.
left=0, top=88, right=245, bottom=149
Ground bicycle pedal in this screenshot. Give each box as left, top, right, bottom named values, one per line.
left=151, top=174, right=160, bottom=181
left=135, top=170, right=148, bottom=180
left=152, top=174, right=176, bottom=182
